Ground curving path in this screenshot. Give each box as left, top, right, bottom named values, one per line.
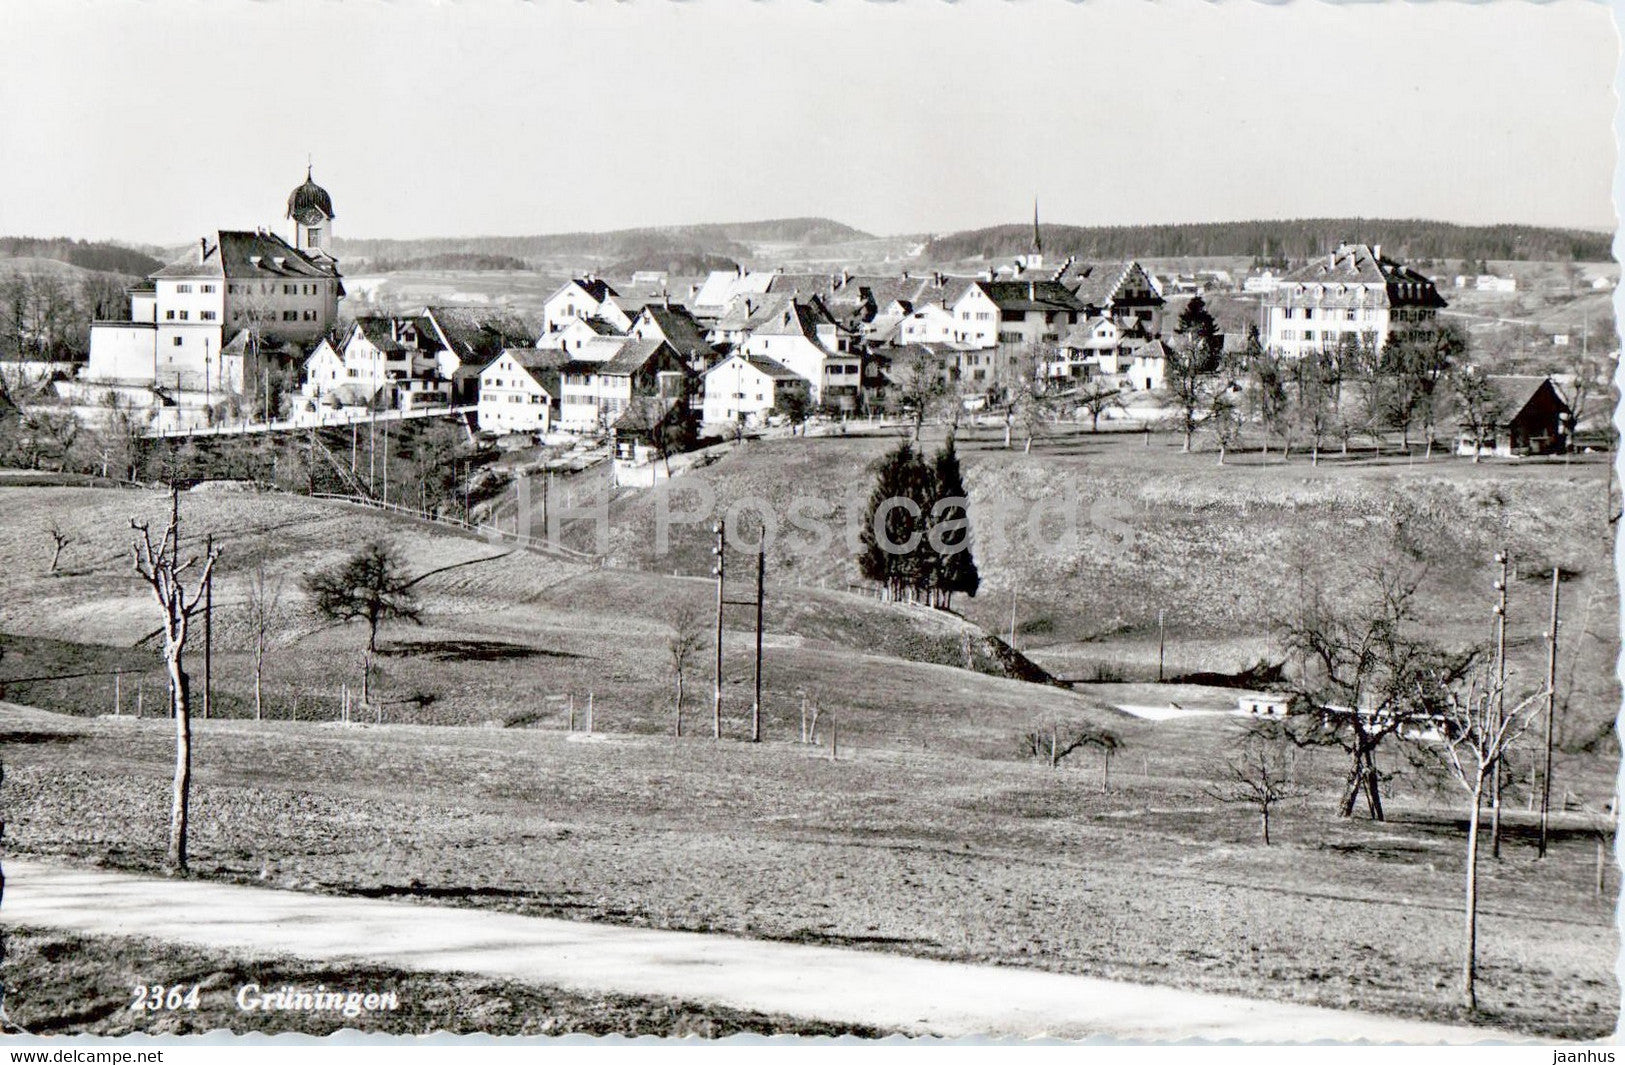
left=3, top=859, right=1519, bottom=1043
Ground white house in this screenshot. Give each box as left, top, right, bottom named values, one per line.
left=739, top=299, right=860, bottom=409
left=701, top=353, right=808, bottom=427
left=948, top=280, right=1088, bottom=351
left=301, top=316, right=445, bottom=409
left=542, top=277, right=618, bottom=337
left=86, top=171, right=344, bottom=393
left=478, top=348, right=561, bottom=434
left=557, top=338, right=692, bottom=431
left=898, top=302, right=959, bottom=346
left=1262, top=243, right=1446, bottom=358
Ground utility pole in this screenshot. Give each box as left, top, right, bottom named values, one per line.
left=712, top=520, right=725, bottom=740
left=1539, top=565, right=1560, bottom=859
left=1491, top=549, right=1509, bottom=859
left=752, top=543, right=765, bottom=743
left=203, top=532, right=213, bottom=719
left=381, top=419, right=389, bottom=506
left=1157, top=609, right=1166, bottom=683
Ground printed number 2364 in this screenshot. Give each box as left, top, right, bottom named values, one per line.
left=130, top=984, right=201, bottom=1011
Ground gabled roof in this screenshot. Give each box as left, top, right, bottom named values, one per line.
left=692, top=269, right=775, bottom=311
left=765, top=273, right=839, bottom=301
left=484, top=347, right=564, bottom=394
left=550, top=277, right=618, bottom=305
left=153, top=230, right=340, bottom=281
left=563, top=316, right=623, bottom=337
left=1277, top=244, right=1447, bottom=309
left=1069, top=261, right=1162, bottom=311
left=1486, top=375, right=1568, bottom=421
left=563, top=337, right=680, bottom=377
left=422, top=305, right=536, bottom=362
left=636, top=304, right=714, bottom=357
left=966, top=279, right=1088, bottom=314
left=706, top=352, right=802, bottom=381
left=750, top=297, right=840, bottom=340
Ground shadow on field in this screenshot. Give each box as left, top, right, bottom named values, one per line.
left=0, top=729, right=80, bottom=746
left=1386, top=810, right=1612, bottom=845
left=379, top=639, right=579, bottom=662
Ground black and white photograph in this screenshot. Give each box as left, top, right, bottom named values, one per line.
left=0, top=0, right=1618, bottom=1051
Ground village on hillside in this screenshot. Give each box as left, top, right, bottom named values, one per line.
left=0, top=162, right=1618, bottom=1044
left=0, top=170, right=1612, bottom=487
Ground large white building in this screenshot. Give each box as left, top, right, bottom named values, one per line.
left=84, top=170, right=345, bottom=394
left=1262, top=243, right=1445, bottom=358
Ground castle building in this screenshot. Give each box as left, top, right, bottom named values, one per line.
left=1261, top=243, right=1445, bottom=358
left=84, top=170, right=344, bottom=394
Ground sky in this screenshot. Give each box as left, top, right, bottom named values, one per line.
left=0, top=0, right=1617, bottom=244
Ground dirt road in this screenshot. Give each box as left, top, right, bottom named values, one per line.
left=3, top=859, right=1516, bottom=1042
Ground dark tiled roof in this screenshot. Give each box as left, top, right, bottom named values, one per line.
left=1487, top=374, right=1566, bottom=419
left=1276, top=244, right=1447, bottom=309
left=153, top=230, right=339, bottom=281
left=637, top=305, right=714, bottom=356
left=970, top=279, right=1087, bottom=314
left=423, top=306, right=536, bottom=362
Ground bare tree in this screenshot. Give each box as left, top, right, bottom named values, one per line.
left=45, top=522, right=73, bottom=576
left=304, top=539, right=422, bottom=709
left=130, top=487, right=221, bottom=871
left=1435, top=668, right=1544, bottom=1010
left=244, top=558, right=284, bottom=721
left=667, top=599, right=709, bottom=738
left=1205, top=723, right=1305, bottom=844
left=1075, top=380, right=1124, bottom=432
left=1020, top=719, right=1122, bottom=784
left=1277, top=557, right=1469, bottom=820
left=1452, top=366, right=1507, bottom=464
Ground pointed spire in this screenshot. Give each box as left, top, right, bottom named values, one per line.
left=1031, top=198, right=1042, bottom=257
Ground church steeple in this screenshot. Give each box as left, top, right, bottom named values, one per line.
left=1031, top=198, right=1043, bottom=258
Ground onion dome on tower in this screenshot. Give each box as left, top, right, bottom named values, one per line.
left=287, top=165, right=335, bottom=255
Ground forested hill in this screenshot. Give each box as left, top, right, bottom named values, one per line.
left=923, top=219, right=1613, bottom=264
left=334, top=217, right=873, bottom=265
left=0, top=237, right=162, bottom=276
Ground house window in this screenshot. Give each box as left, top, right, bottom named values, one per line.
left=283, top=311, right=298, bottom=321
left=201, top=284, right=216, bottom=293
left=165, top=310, right=175, bottom=320
left=176, top=284, right=192, bottom=293
left=1346, top=310, right=1357, bottom=321
left=178, top=311, right=189, bottom=320
left=200, top=311, right=216, bottom=321
left=307, top=228, right=321, bottom=245
left=172, top=336, right=183, bottom=347
left=284, top=285, right=295, bottom=295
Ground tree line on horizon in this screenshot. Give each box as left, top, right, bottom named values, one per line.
left=923, top=218, right=1611, bottom=265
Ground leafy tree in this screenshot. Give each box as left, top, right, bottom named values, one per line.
left=1167, top=296, right=1224, bottom=452
left=928, top=435, right=979, bottom=609
left=304, top=539, right=423, bottom=707
left=892, top=346, right=948, bottom=443
left=1288, top=346, right=1337, bottom=465
left=858, top=441, right=934, bottom=602
left=244, top=557, right=284, bottom=721
left=771, top=388, right=810, bottom=435
left=1207, top=385, right=1243, bottom=465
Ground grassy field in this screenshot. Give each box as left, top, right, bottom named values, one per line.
left=573, top=425, right=1620, bottom=745
left=0, top=448, right=1617, bottom=1039
left=2, top=924, right=880, bottom=1037
left=1, top=702, right=1616, bottom=1039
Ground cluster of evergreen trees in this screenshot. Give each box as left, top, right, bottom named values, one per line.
left=858, top=436, right=980, bottom=609
left=0, top=237, right=161, bottom=276
left=923, top=219, right=1610, bottom=264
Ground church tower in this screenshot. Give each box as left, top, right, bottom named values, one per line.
left=287, top=165, right=335, bottom=256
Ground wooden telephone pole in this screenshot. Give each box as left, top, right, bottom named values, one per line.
left=712, top=520, right=725, bottom=740
left=752, top=544, right=765, bottom=743
left=203, top=532, right=213, bottom=719
left=1490, top=549, right=1509, bottom=859
left=1539, top=566, right=1560, bottom=859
